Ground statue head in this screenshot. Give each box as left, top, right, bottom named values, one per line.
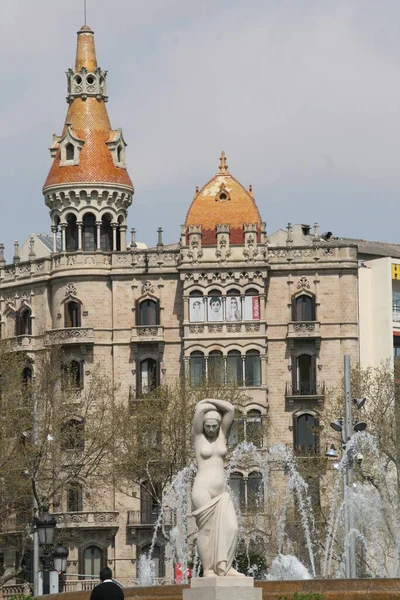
left=203, top=409, right=221, bottom=437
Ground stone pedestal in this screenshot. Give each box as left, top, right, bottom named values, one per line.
left=183, top=577, right=262, bottom=600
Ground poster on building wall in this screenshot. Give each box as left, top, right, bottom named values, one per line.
left=208, top=296, right=223, bottom=321
left=226, top=296, right=242, bottom=321
left=189, top=298, right=205, bottom=322
left=244, top=296, right=260, bottom=320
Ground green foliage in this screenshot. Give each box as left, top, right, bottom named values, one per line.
left=235, top=547, right=267, bottom=577
left=8, top=595, right=33, bottom=600
left=278, top=593, right=323, bottom=600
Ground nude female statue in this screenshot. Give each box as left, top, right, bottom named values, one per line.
left=192, top=399, right=244, bottom=577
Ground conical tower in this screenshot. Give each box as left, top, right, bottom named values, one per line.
left=43, top=25, right=134, bottom=252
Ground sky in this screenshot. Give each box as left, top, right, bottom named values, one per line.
left=2, top=0, right=400, bottom=259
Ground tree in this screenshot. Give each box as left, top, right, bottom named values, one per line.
left=0, top=343, right=118, bottom=586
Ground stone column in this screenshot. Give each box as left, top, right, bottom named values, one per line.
left=111, top=223, right=117, bottom=251
left=96, top=221, right=101, bottom=251
left=61, top=224, right=67, bottom=252
left=120, top=225, right=127, bottom=251
left=51, top=226, right=58, bottom=253
left=77, top=221, right=83, bottom=251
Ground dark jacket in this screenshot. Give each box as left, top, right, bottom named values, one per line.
left=90, top=580, right=124, bottom=600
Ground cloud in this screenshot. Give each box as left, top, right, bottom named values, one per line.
left=1, top=0, right=400, bottom=256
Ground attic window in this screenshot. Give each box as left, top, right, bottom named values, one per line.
left=117, top=145, right=122, bottom=163
left=302, top=225, right=310, bottom=236
left=216, top=190, right=230, bottom=202
left=66, top=143, right=74, bottom=161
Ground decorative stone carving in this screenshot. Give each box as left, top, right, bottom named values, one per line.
left=103, top=255, right=111, bottom=265
left=226, top=323, right=241, bottom=333
left=65, top=282, right=78, bottom=297
left=36, top=262, right=44, bottom=272
left=137, top=327, right=158, bottom=336
left=293, top=323, right=315, bottom=332
left=48, top=329, right=88, bottom=340
left=84, top=255, right=96, bottom=265
left=297, top=276, right=310, bottom=290
left=141, top=280, right=154, bottom=295
left=208, top=324, right=223, bottom=333
left=324, top=248, right=334, bottom=256
left=245, top=323, right=260, bottom=332
left=189, top=325, right=205, bottom=334
left=67, top=255, right=76, bottom=265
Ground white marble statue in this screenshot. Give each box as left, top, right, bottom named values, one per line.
left=192, top=399, right=245, bottom=577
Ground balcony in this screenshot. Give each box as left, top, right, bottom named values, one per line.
left=45, top=327, right=94, bottom=345
left=10, top=335, right=35, bottom=351
left=54, top=511, right=119, bottom=529
left=130, top=325, right=164, bottom=344
left=185, top=321, right=265, bottom=338
left=285, top=381, right=325, bottom=405
left=127, top=508, right=176, bottom=528
left=287, top=322, right=321, bottom=347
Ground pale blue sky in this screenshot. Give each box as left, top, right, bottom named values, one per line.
left=2, top=0, right=400, bottom=260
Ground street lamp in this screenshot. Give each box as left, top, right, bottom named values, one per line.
left=36, top=510, right=56, bottom=546
left=53, top=545, right=68, bottom=573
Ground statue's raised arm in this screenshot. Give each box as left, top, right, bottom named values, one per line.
left=191, top=398, right=244, bottom=578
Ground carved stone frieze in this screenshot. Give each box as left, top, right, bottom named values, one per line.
left=293, top=323, right=315, bottom=332
left=141, top=280, right=154, bottom=295
left=297, top=276, right=310, bottom=290
left=227, top=323, right=241, bottom=333
left=137, top=327, right=158, bottom=336
left=65, top=282, right=78, bottom=297
left=189, top=325, right=204, bottom=334
left=245, top=323, right=260, bottom=332
left=208, top=324, right=223, bottom=333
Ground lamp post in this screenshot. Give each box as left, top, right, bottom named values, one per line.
left=325, top=354, right=368, bottom=579
left=35, top=509, right=67, bottom=595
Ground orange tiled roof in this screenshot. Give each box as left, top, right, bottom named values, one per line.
left=185, top=152, right=262, bottom=245
left=43, top=26, right=133, bottom=191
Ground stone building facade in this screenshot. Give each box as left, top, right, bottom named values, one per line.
left=0, top=25, right=360, bottom=584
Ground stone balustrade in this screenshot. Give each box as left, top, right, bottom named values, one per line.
left=54, top=511, right=119, bottom=528
left=130, top=325, right=164, bottom=343
left=45, top=327, right=94, bottom=345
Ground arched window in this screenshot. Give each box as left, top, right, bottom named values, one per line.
left=100, top=214, right=113, bottom=251
left=207, top=290, right=223, bottom=322
left=82, top=213, right=96, bottom=251
left=65, top=300, right=81, bottom=328
left=208, top=350, right=224, bottom=385
left=189, top=290, right=204, bottom=323
left=245, top=350, right=261, bottom=386
left=244, top=289, right=260, bottom=320
left=293, top=295, right=315, bottom=322
left=293, top=354, right=316, bottom=395
left=246, top=409, right=263, bottom=447
left=67, top=482, right=83, bottom=512
left=138, top=358, right=158, bottom=395
left=226, top=289, right=242, bottom=322
left=140, top=481, right=160, bottom=524
left=66, top=143, right=74, bottom=161
left=17, top=308, right=32, bottom=336
left=227, top=350, right=243, bottom=386
left=230, top=472, right=245, bottom=510
left=62, top=360, right=83, bottom=390
left=293, top=413, right=319, bottom=456
left=23, top=366, right=32, bottom=385
left=66, top=214, right=78, bottom=252
left=138, top=299, right=159, bottom=326
left=190, top=351, right=205, bottom=387
left=139, top=544, right=164, bottom=578
left=61, top=419, right=84, bottom=451
left=83, top=546, right=102, bottom=577
left=247, top=472, right=264, bottom=508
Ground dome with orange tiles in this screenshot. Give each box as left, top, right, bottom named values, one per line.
left=185, top=152, right=262, bottom=245
left=43, top=26, right=133, bottom=192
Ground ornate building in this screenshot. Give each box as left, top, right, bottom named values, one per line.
left=0, top=24, right=360, bottom=585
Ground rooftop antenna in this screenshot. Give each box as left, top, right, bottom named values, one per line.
left=84, top=0, right=87, bottom=25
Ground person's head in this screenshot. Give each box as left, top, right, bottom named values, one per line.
left=210, top=297, right=221, bottom=312
left=203, top=409, right=221, bottom=437
left=230, top=297, right=238, bottom=309
left=100, top=567, right=113, bottom=582
left=193, top=300, right=201, bottom=310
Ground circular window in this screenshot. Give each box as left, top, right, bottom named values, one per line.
left=219, top=193, right=227, bottom=200
left=87, top=75, right=95, bottom=85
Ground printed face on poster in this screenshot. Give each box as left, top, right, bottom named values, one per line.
left=244, top=296, right=260, bottom=320
left=189, top=298, right=205, bottom=322
left=226, top=296, right=242, bottom=321
left=208, top=296, right=223, bottom=321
